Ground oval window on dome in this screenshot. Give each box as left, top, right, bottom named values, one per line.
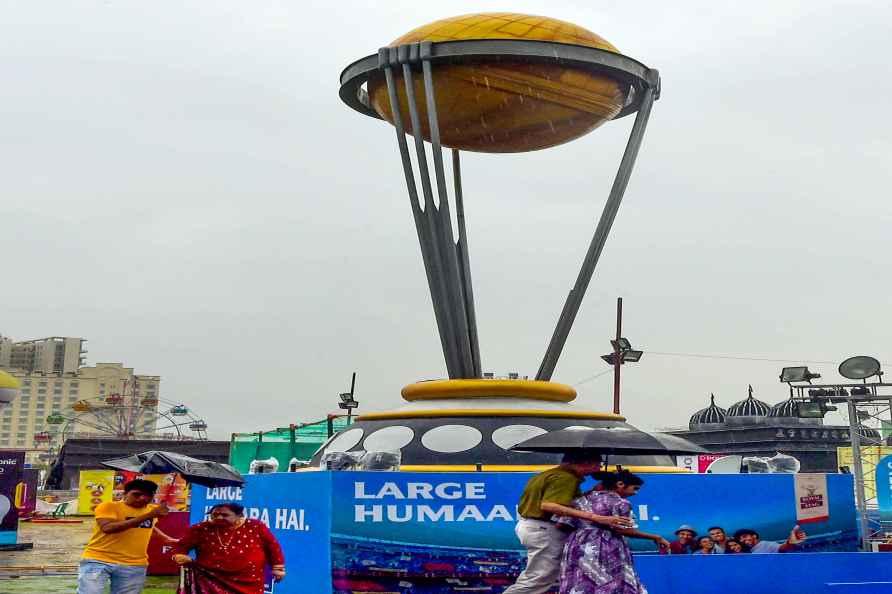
left=363, top=426, right=415, bottom=452
left=491, top=425, right=547, bottom=450
left=324, top=428, right=364, bottom=453
left=421, top=425, right=482, bottom=453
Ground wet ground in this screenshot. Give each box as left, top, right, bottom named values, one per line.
left=0, top=522, right=177, bottom=593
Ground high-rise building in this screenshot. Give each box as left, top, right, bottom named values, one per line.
left=0, top=336, right=86, bottom=374
left=0, top=363, right=161, bottom=464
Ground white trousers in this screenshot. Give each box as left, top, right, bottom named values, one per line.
left=503, top=518, right=568, bottom=594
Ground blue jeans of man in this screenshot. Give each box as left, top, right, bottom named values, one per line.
left=78, top=560, right=147, bottom=594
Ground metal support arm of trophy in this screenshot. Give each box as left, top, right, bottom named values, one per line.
left=380, top=43, right=481, bottom=379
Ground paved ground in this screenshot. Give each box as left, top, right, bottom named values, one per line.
left=0, top=522, right=177, bottom=593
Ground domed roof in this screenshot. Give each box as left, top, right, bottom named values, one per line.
left=857, top=425, right=881, bottom=440
left=727, top=385, right=770, bottom=418
left=768, top=398, right=799, bottom=418
left=689, top=394, right=726, bottom=429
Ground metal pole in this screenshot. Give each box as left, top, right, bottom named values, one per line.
left=452, top=149, right=482, bottom=377
left=537, top=81, right=657, bottom=381
left=848, top=399, right=871, bottom=550
left=421, top=57, right=476, bottom=378
left=613, top=297, right=623, bottom=414
left=400, top=61, right=465, bottom=377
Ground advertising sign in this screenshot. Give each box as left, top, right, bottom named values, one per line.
left=837, top=446, right=892, bottom=500
left=146, top=511, right=191, bottom=576
left=80, top=470, right=191, bottom=514
left=676, top=454, right=726, bottom=473
left=0, top=451, right=25, bottom=545
left=16, top=468, right=39, bottom=517
left=78, top=469, right=116, bottom=514
left=141, top=473, right=190, bottom=511
left=193, top=471, right=858, bottom=594
left=190, top=472, right=333, bottom=594
left=794, top=474, right=829, bottom=523
left=875, top=455, right=892, bottom=521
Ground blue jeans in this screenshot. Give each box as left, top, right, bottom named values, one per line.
left=78, top=560, right=147, bottom=594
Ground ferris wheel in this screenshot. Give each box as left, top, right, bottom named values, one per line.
left=33, top=393, right=208, bottom=454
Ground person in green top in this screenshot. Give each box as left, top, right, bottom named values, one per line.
left=503, top=452, right=632, bottom=594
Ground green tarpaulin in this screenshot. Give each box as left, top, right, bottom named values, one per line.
left=228, top=417, right=352, bottom=473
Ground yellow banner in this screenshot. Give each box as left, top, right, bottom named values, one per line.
left=837, top=446, right=892, bottom=500
left=78, top=470, right=116, bottom=515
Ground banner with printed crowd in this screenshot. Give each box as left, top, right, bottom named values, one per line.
left=191, top=471, right=857, bottom=594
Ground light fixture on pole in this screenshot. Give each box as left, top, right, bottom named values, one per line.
left=779, top=366, right=821, bottom=384
left=600, top=299, right=643, bottom=415
left=838, top=356, right=882, bottom=381
left=338, top=372, right=359, bottom=423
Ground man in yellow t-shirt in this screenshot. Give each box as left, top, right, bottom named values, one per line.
left=79, top=479, right=175, bottom=594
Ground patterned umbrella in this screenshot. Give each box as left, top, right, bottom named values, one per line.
left=510, top=426, right=707, bottom=455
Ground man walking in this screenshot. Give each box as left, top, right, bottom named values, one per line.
left=79, top=479, right=176, bottom=594
left=504, top=453, right=632, bottom=594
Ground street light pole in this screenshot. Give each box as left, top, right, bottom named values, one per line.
left=613, top=298, right=623, bottom=414
left=847, top=399, right=871, bottom=551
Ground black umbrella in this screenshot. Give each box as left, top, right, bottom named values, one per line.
left=102, top=450, right=244, bottom=488
left=510, top=426, right=707, bottom=456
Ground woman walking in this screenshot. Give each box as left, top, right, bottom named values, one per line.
left=172, top=503, right=285, bottom=594
left=556, top=471, right=668, bottom=594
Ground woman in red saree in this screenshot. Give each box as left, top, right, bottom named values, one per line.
left=172, top=502, right=285, bottom=594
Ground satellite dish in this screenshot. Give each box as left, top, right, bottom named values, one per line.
left=705, top=455, right=743, bottom=474
left=838, top=356, right=882, bottom=380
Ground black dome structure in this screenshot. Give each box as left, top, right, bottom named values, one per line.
left=726, top=385, right=771, bottom=425
left=857, top=424, right=882, bottom=441
left=669, top=383, right=864, bottom=473
left=689, top=394, right=726, bottom=430
left=309, top=379, right=680, bottom=471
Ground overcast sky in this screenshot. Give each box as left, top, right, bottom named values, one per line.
left=2, top=1, right=890, bottom=439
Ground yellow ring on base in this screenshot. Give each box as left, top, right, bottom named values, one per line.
left=356, top=408, right=625, bottom=421
left=383, top=465, right=689, bottom=473
left=401, top=379, right=576, bottom=402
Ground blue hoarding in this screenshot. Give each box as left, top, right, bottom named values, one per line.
left=190, top=472, right=333, bottom=594
left=875, top=455, right=892, bottom=521
left=191, top=471, right=865, bottom=594
left=332, top=472, right=858, bottom=553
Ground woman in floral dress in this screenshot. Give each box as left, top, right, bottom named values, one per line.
left=556, top=472, right=669, bottom=594
left=172, top=502, right=285, bottom=594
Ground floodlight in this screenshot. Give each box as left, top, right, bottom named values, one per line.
left=611, top=338, right=633, bottom=352
left=601, top=353, right=617, bottom=365
left=797, top=401, right=835, bottom=419
left=838, top=356, right=882, bottom=381
left=339, top=392, right=354, bottom=404
left=780, top=366, right=821, bottom=383
left=622, top=350, right=644, bottom=362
